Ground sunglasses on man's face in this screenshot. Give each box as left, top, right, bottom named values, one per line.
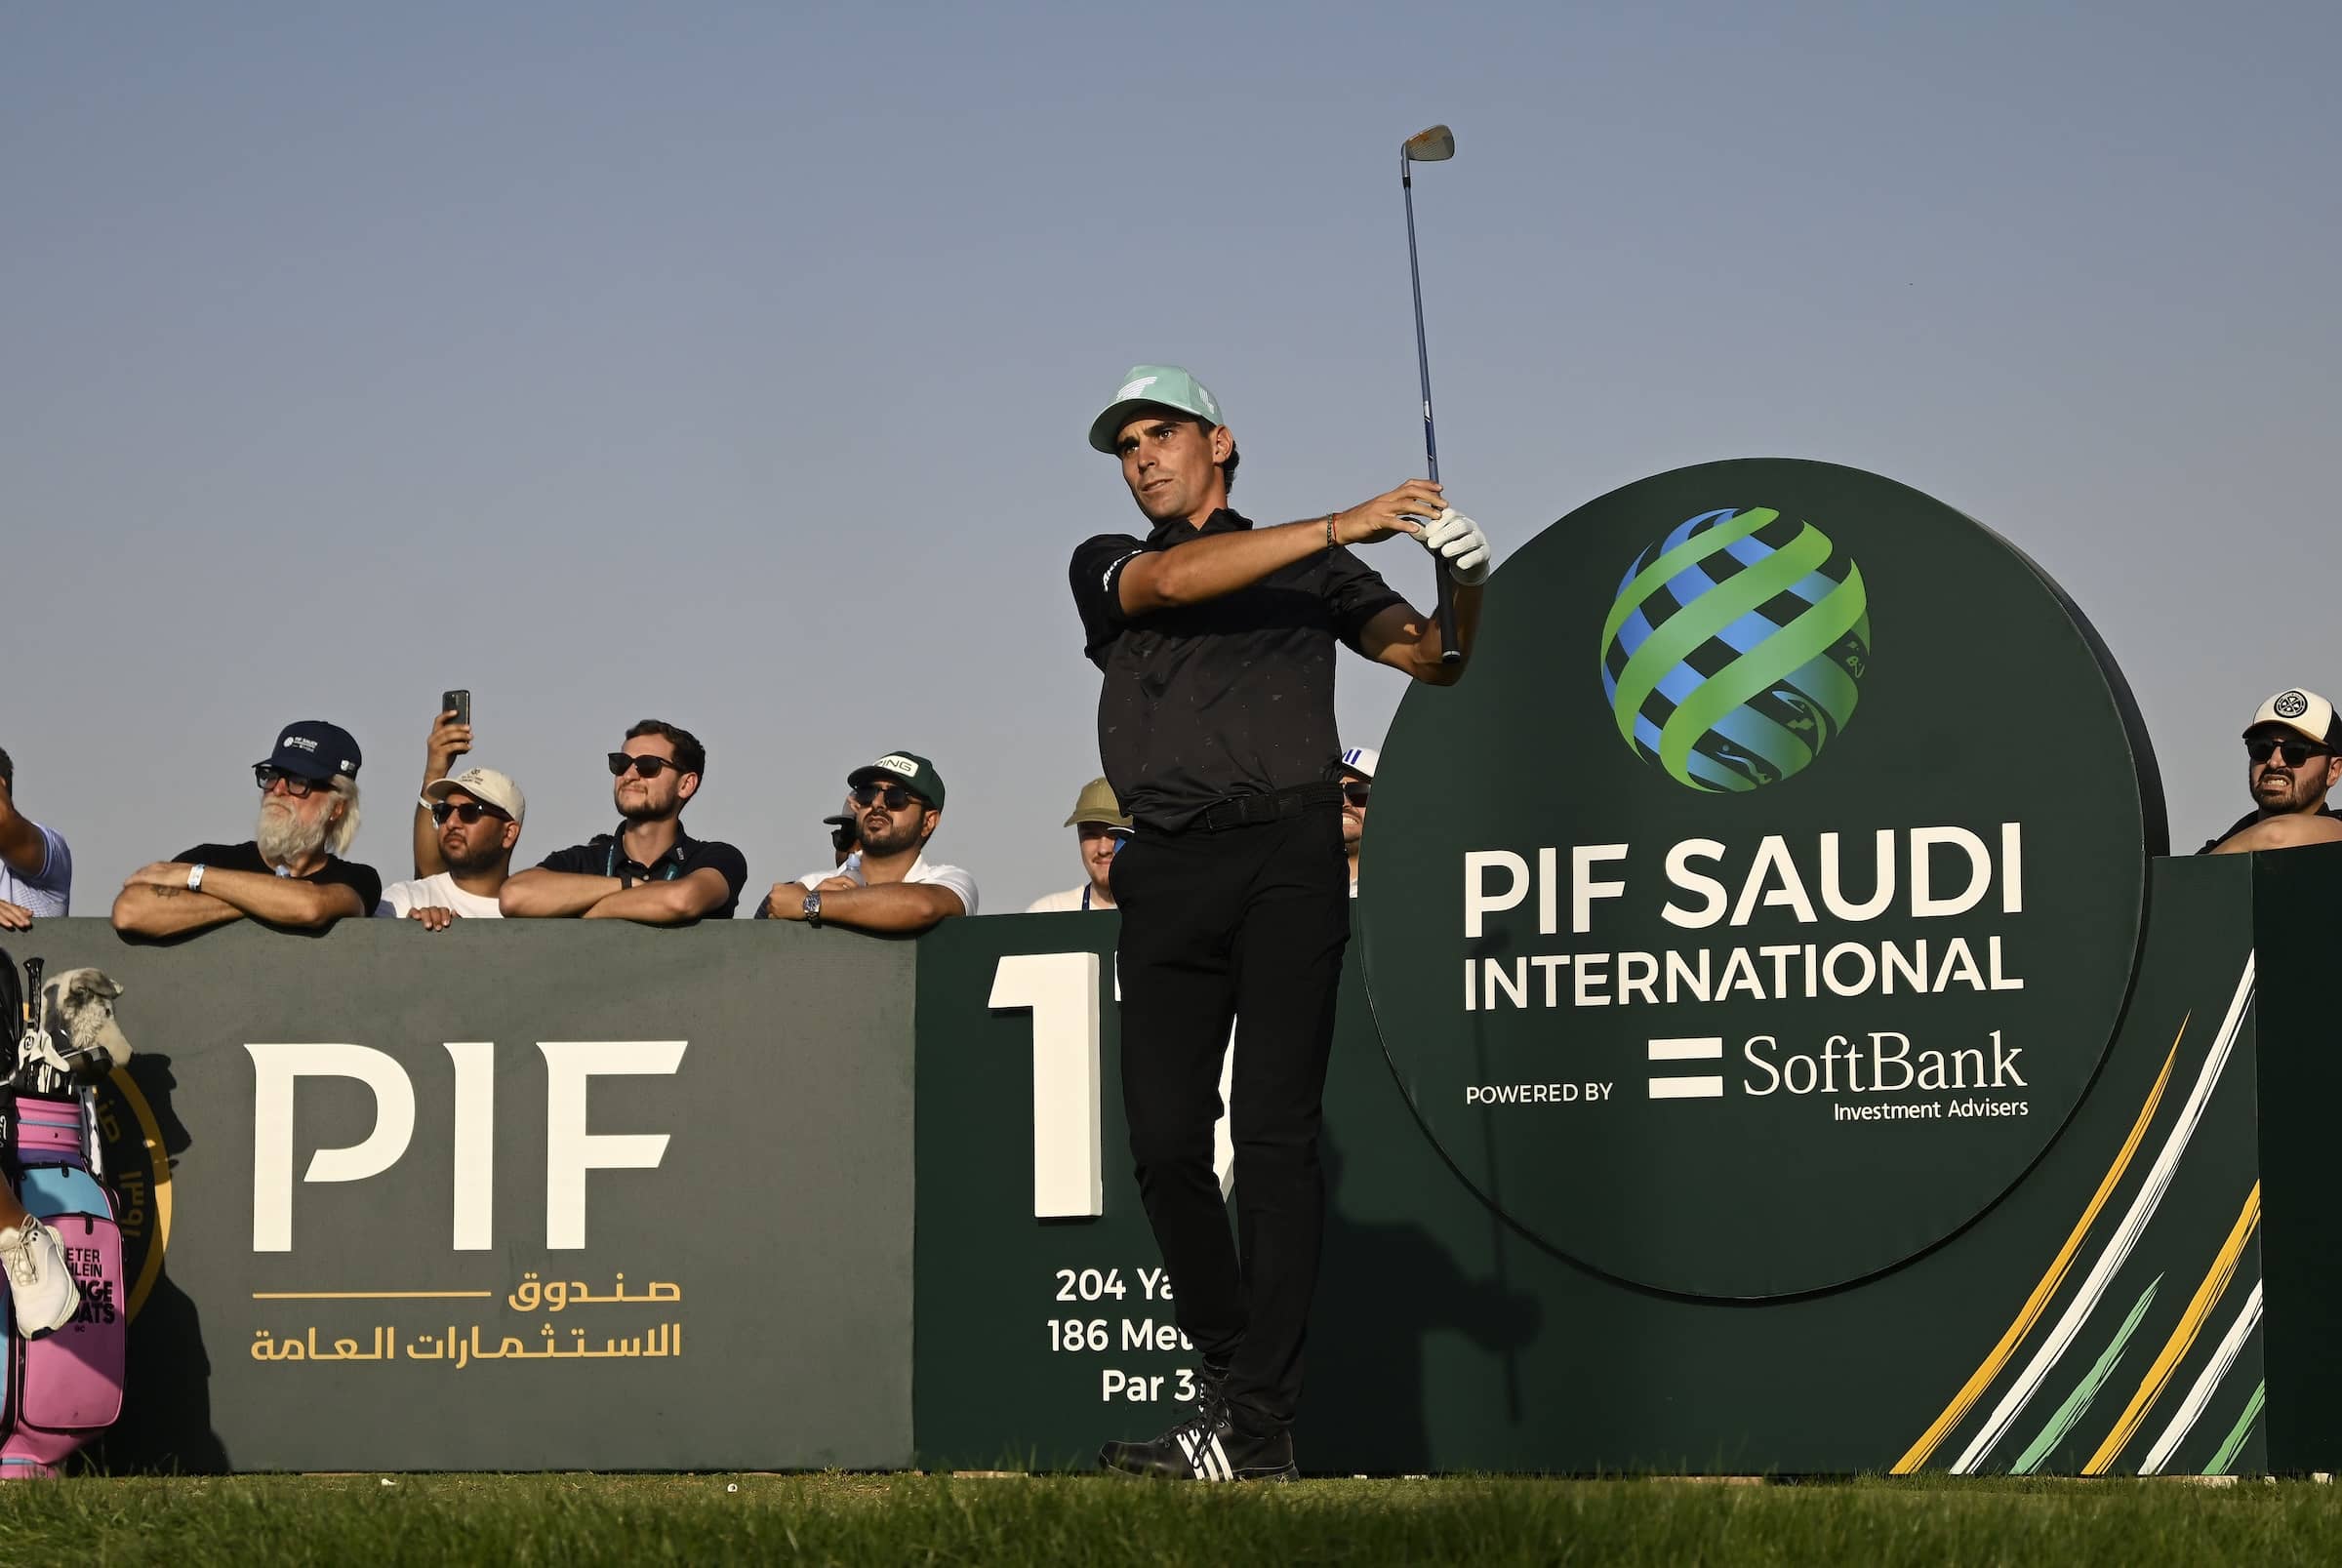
left=1343, top=783, right=1372, bottom=808
left=430, top=800, right=509, bottom=826
left=253, top=764, right=326, bottom=798
left=852, top=782, right=925, bottom=813
left=2246, top=737, right=2329, bottom=768
left=608, top=752, right=681, bottom=780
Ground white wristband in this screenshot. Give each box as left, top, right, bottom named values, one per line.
left=186, top=864, right=206, bottom=892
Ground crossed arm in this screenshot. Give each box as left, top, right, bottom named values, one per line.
left=499, top=867, right=734, bottom=924
left=111, top=864, right=363, bottom=936
left=764, top=878, right=966, bottom=931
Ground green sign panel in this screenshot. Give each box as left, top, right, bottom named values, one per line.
left=1361, top=460, right=2165, bottom=1298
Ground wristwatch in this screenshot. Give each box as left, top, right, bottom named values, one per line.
left=186, top=864, right=206, bottom=892
left=801, top=889, right=823, bottom=928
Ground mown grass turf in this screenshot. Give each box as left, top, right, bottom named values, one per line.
left=0, top=1472, right=2337, bottom=1567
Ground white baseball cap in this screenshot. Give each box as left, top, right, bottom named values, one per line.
left=425, top=767, right=526, bottom=824
left=2243, top=689, right=2340, bottom=750
left=1339, top=746, right=1381, bottom=781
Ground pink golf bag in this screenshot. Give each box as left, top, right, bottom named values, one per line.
left=0, top=952, right=132, bottom=1479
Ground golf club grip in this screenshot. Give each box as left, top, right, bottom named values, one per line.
left=1434, top=558, right=1462, bottom=664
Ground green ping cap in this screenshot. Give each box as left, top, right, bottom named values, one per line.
left=1088, top=364, right=1226, bottom=454
left=849, top=750, right=947, bottom=811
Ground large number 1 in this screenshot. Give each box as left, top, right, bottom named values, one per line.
left=989, top=951, right=1235, bottom=1220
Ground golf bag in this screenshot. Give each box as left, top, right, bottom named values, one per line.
left=0, top=950, right=131, bottom=1479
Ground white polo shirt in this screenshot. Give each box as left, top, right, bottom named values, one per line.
left=1026, top=884, right=1113, bottom=912
left=376, top=873, right=505, bottom=920
left=0, top=823, right=71, bottom=917
left=797, top=852, right=979, bottom=916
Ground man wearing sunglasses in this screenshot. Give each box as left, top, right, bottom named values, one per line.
left=376, top=767, right=527, bottom=930
left=500, top=719, right=747, bottom=923
left=758, top=751, right=977, bottom=931
left=2201, top=688, right=2342, bottom=855
left=1073, top=366, right=1488, bottom=1484
left=111, top=720, right=380, bottom=936
left=1338, top=745, right=1378, bottom=900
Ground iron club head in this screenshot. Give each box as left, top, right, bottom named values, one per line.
left=1402, top=124, right=1456, bottom=163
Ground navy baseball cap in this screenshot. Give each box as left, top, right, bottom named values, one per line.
left=259, top=720, right=362, bottom=784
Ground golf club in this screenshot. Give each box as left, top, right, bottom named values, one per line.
left=1400, top=122, right=1463, bottom=664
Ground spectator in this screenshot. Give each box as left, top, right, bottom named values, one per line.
left=1026, top=777, right=1130, bottom=911
left=759, top=751, right=977, bottom=931
left=377, top=768, right=526, bottom=931
left=0, top=745, right=72, bottom=931
left=111, top=721, right=379, bottom=937
left=500, top=719, right=747, bottom=923
left=2202, top=688, right=2342, bottom=854
left=823, top=800, right=861, bottom=869
left=1338, top=745, right=1377, bottom=898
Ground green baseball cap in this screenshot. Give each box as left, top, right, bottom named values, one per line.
left=1087, top=364, right=1226, bottom=454
left=848, top=750, right=947, bottom=811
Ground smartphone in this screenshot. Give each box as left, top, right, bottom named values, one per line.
left=442, top=689, right=471, bottom=727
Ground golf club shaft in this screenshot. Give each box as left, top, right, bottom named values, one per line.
left=1402, top=152, right=1463, bottom=664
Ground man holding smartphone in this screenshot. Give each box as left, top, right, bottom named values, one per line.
left=377, top=701, right=527, bottom=928
left=500, top=719, right=748, bottom=923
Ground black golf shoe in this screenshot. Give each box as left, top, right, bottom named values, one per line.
left=1098, top=1406, right=1297, bottom=1482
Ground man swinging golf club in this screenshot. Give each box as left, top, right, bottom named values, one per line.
left=1071, top=365, right=1490, bottom=1480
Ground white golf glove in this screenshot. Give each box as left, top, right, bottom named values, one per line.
left=1418, top=507, right=1492, bottom=586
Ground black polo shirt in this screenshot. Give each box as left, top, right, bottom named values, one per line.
left=535, top=823, right=750, bottom=920
left=1071, top=507, right=1407, bottom=833
left=177, top=842, right=383, bottom=914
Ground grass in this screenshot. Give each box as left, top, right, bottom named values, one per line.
left=0, top=1472, right=2338, bottom=1566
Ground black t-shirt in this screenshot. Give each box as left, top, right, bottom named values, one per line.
left=535, top=823, right=749, bottom=920
left=2197, top=806, right=2341, bottom=854
left=1070, top=507, right=1407, bottom=832
left=177, top=841, right=383, bottom=916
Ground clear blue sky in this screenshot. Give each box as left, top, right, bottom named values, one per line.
left=7, top=1, right=2335, bottom=909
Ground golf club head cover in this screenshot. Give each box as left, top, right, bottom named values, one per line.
left=35, top=970, right=131, bottom=1081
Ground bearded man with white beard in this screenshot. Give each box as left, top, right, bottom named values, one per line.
left=111, top=720, right=381, bottom=937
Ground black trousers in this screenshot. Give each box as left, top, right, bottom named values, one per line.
left=1109, top=805, right=1351, bottom=1435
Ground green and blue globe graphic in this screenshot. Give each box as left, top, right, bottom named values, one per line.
left=1599, top=506, right=1871, bottom=791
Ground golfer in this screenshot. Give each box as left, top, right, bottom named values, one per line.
left=1071, top=365, right=1490, bottom=1481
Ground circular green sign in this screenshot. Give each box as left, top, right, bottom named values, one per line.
left=1358, top=460, right=2162, bottom=1299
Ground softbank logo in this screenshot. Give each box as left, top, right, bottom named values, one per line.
left=246, top=1041, right=687, bottom=1253
left=1646, top=1036, right=1723, bottom=1100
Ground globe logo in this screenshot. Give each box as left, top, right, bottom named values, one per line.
left=1599, top=507, right=1871, bottom=791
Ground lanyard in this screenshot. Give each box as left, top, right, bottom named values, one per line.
left=605, top=838, right=683, bottom=882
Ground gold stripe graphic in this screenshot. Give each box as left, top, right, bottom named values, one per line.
left=1890, top=1024, right=2182, bottom=1474
left=2082, top=1181, right=2261, bottom=1475
left=251, top=1291, right=496, bottom=1301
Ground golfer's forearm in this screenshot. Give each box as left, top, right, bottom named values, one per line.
left=1121, top=522, right=1330, bottom=612
left=1417, top=583, right=1483, bottom=681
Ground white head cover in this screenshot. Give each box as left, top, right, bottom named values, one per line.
left=2245, top=689, right=2339, bottom=749
left=1339, top=746, right=1381, bottom=782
